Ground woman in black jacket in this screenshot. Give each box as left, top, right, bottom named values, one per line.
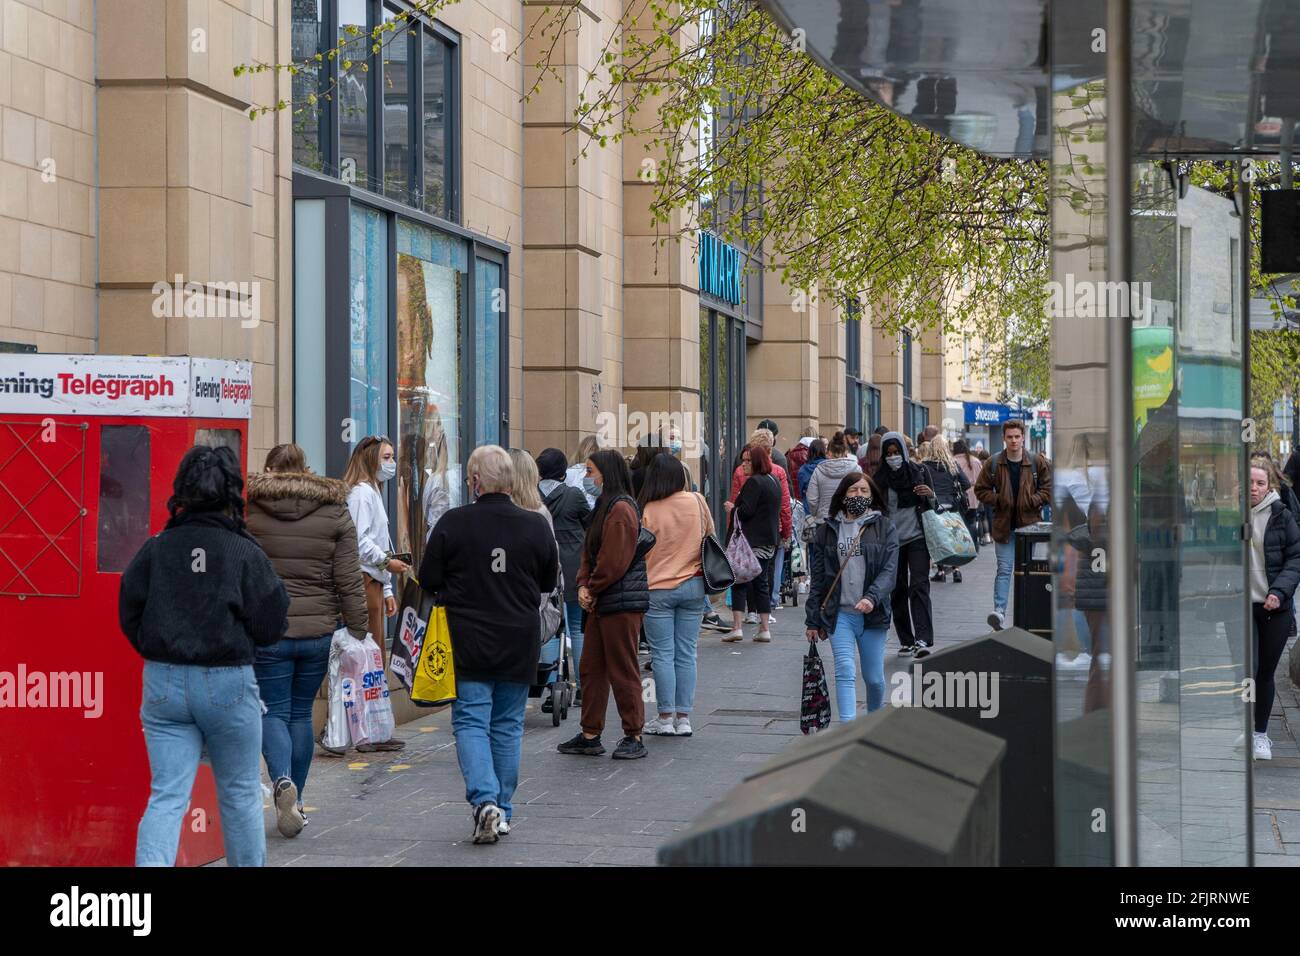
left=558, top=448, right=653, bottom=760
left=805, top=471, right=899, bottom=721
left=536, top=448, right=592, bottom=699
left=722, top=443, right=782, bottom=643
left=1248, top=463, right=1300, bottom=760
left=923, top=435, right=972, bottom=584
left=874, top=431, right=938, bottom=657
left=119, top=445, right=290, bottom=867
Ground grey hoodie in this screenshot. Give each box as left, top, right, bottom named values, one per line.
left=805, top=454, right=861, bottom=521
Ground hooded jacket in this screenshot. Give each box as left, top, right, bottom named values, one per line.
left=246, top=471, right=370, bottom=639
left=874, top=431, right=936, bottom=544
left=785, top=440, right=812, bottom=498
left=805, top=455, right=862, bottom=522
left=1251, top=492, right=1300, bottom=611
left=805, top=511, right=899, bottom=633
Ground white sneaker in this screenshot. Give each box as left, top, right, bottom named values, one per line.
left=1056, top=652, right=1091, bottom=671
left=497, top=820, right=511, bottom=836
left=1253, top=732, right=1273, bottom=761
left=797, top=581, right=809, bottom=594
left=1097, top=652, right=1113, bottom=669
left=674, top=717, right=693, bottom=737
left=745, top=612, right=759, bottom=625
left=987, top=610, right=1005, bottom=631
left=722, top=629, right=744, bottom=642
left=472, top=803, right=502, bottom=844
left=767, top=614, right=777, bottom=625
left=644, top=715, right=677, bottom=736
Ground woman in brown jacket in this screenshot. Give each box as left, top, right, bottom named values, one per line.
left=245, top=443, right=373, bottom=838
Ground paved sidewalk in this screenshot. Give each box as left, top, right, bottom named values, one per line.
left=259, top=545, right=1002, bottom=866
left=1253, top=634, right=1300, bottom=866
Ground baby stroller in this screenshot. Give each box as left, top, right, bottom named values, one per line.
left=531, top=582, right=574, bottom=726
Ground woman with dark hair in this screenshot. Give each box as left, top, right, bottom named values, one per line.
left=119, top=445, right=290, bottom=866
left=246, top=442, right=369, bottom=835
left=638, top=453, right=715, bottom=737
left=861, top=433, right=883, bottom=474
left=557, top=448, right=653, bottom=760
left=874, top=431, right=938, bottom=657
left=806, top=470, right=899, bottom=721
left=722, top=444, right=782, bottom=642
left=537, top=447, right=592, bottom=701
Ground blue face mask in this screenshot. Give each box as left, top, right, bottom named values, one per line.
left=583, top=476, right=600, bottom=497
left=669, top=441, right=683, bottom=455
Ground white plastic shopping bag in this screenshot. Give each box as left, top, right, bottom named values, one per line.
left=339, top=631, right=396, bottom=746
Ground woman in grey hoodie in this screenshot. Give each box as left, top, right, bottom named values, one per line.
left=805, top=431, right=863, bottom=523
left=805, top=470, right=899, bottom=721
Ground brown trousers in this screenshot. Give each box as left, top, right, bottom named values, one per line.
left=579, top=610, right=645, bottom=738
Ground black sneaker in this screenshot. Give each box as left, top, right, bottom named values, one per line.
left=914, top=644, right=933, bottom=659
left=612, top=736, right=648, bottom=760
left=557, top=733, right=606, bottom=756
left=702, top=612, right=730, bottom=633
left=574, top=686, right=583, bottom=705
left=952, top=570, right=962, bottom=583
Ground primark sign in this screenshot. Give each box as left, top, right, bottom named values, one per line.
left=699, top=231, right=742, bottom=306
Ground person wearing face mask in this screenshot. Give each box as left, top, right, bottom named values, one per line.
left=1246, top=463, right=1300, bottom=761
left=873, top=431, right=938, bottom=657
left=344, top=436, right=410, bottom=675
left=805, top=471, right=898, bottom=721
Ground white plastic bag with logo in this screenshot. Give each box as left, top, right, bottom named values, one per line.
left=321, top=627, right=352, bottom=752
left=339, top=631, right=396, bottom=746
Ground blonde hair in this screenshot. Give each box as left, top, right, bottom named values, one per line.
left=508, top=448, right=542, bottom=510
left=575, top=434, right=600, bottom=461
left=749, top=428, right=774, bottom=450
left=917, top=441, right=933, bottom=461
left=468, top=444, right=514, bottom=495
left=343, top=436, right=390, bottom=490
left=927, top=435, right=957, bottom=473
left=1251, top=454, right=1281, bottom=491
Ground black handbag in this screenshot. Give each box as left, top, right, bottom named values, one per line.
left=695, top=493, right=735, bottom=594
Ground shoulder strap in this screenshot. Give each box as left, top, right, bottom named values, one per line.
left=694, top=492, right=708, bottom=539
left=820, top=522, right=872, bottom=614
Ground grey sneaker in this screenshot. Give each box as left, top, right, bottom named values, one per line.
left=472, top=803, right=502, bottom=844
left=673, top=717, right=693, bottom=737
left=612, top=736, right=648, bottom=759
left=273, top=777, right=304, bottom=838
left=987, top=610, right=1006, bottom=631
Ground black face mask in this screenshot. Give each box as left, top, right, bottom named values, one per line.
left=843, top=495, right=870, bottom=518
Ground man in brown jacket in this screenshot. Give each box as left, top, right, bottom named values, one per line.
left=973, top=420, right=1052, bottom=630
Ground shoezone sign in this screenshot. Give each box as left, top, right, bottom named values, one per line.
left=0, top=354, right=252, bottom=419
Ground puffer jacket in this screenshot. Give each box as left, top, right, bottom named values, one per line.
left=246, top=471, right=370, bottom=639
left=1261, top=498, right=1300, bottom=612
left=804, top=455, right=862, bottom=522
left=579, top=497, right=652, bottom=616
left=785, top=442, right=811, bottom=498
left=805, top=513, right=899, bottom=633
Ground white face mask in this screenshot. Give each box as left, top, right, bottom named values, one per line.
left=378, top=460, right=397, bottom=482
left=885, top=454, right=903, bottom=470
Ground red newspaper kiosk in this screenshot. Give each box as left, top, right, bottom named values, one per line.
left=0, top=354, right=253, bottom=865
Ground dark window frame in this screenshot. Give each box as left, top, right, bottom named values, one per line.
left=301, top=0, right=461, bottom=222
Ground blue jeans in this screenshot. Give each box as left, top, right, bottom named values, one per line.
left=565, top=600, right=584, bottom=687
left=253, top=634, right=331, bottom=799
left=828, top=611, right=888, bottom=722
left=451, top=680, right=529, bottom=820
left=771, top=548, right=786, bottom=605
left=644, top=577, right=706, bottom=715
left=993, top=540, right=1016, bottom=614
left=136, top=662, right=265, bottom=867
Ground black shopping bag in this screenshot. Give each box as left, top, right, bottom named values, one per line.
left=391, top=577, right=433, bottom=693
left=800, top=642, right=832, bottom=735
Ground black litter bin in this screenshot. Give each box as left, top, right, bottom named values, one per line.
left=1013, top=521, right=1053, bottom=638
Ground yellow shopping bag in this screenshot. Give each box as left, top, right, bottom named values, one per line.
left=410, top=606, right=456, bottom=706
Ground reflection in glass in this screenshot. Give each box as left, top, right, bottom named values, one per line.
left=97, top=426, right=150, bottom=574
left=291, top=0, right=324, bottom=170
left=383, top=8, right=412, bottom=203
left=699, top=309, right=712, bottom=511
left=338, top=0, right=370, bottom=187
left=349, top=205, right=388, bottom=443
left=394, top=234, right=464, bottom=570
left=423, top=32, right=449, bottom=218
left=474, top=259, right=502, bottom=446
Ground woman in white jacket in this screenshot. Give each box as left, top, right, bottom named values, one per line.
left=344, top=436, right=410, bottom=666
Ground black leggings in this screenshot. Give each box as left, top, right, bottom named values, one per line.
left=733, top=555, right=775, bottom=615
left=892, top=538, right=934, bottom=647
left=1253, top=602, right=1292, bottom=733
